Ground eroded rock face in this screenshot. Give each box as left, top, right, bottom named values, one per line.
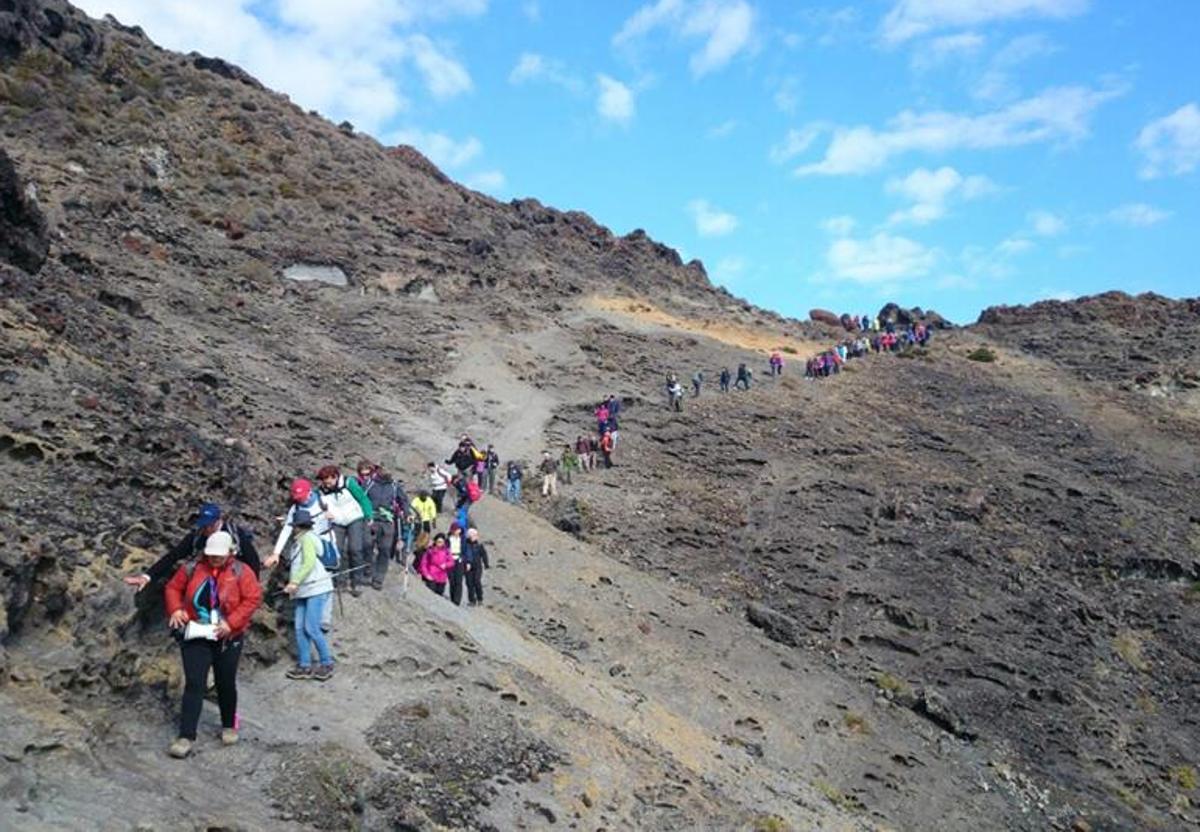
left=0, top=150, right=49, bottom=274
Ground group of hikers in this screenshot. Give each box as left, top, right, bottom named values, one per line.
left=126, top=435, right=506, bottom=759
left=662, top=313, right=934, bottom=405
left=124, top=309, right=933, bottom=761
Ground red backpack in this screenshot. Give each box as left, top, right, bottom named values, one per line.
left=466, top=481, right=482, bottom=503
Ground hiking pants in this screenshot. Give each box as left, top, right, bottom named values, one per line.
left=400, top=522, right=415, bottom=557
left=693, top=382, right=701, bottom=397
left=542, top=472, right=558, bottom=497
left=432, top=488, right=447, bottom=513
left=424, top=578, right=446, bottom=596
left=720, top=379, right=729, bottom=392
left=367, top=520, right=395, bottom=585
left=466, top=564, right=484, bottom=604
left=671, top=396, right=682, bottom=411
left=333, top=520, right=367, bottom=587
left=602, top=449, right=613, bottom=469
left=294, top=593, right=332, bottom=668
left=562, top=467, right=572, bottom=485
left=486, top=469, right=497, bottom=493
left=449, top=561, right=465, bottom=606
left=506, top=479, right=521, bottom=503
left=178, top=637, right=242, bottom=740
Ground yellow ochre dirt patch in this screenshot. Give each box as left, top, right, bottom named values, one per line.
left=586, top=296, right=824, bottom=355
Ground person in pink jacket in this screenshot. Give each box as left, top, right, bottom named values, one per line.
left=419, top=533, right=455, bottom=597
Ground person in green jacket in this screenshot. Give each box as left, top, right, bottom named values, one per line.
left=283, top=511, right=335, bottom=681
left=560, top=443, right=580, bottom=485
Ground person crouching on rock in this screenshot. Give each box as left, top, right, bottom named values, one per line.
left=282, top=510, right=335, bottom=682
left=419, top=533, right=455, bottom=597
left=164, top=530, right=262, bottom=759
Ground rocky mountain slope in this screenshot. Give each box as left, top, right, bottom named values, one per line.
left=2, top=2, right=1198, bottom=830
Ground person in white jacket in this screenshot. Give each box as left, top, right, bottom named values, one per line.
left=315, top=465, right=372, bottom=596
left=268, top=478, right=336, bottom=629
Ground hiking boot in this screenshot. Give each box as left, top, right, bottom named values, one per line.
left=370, top=581, right=383, bottom=591
left=350, top=586, right=362, bottom=598
left=313, top=664, right=335, bottom=682
left=221, top=729, right=239, bottom=746
left=168, top=737, right=192, bottom=759
left=286, top=665, right=313, bottom=680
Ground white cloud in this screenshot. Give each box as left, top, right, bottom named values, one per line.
left=912, top=31, right=985, bottom=70
left=508, top=52, right=585, bottom=93
left=962, top=236, right=1034, bottom=280
left=687, top=199, right=739, bottom=236
left=795, top=84, right=1122, bottom=176
left=405, top=35, right=472, bottom=99
left=1028, top=210, right=1067, bottom=236
left=882, top=0, right=1090, bottom=44
left=1135, top=103, right=1200, bottom=179
left=75, top=0, right=486, bottom=134
left=971, top=33, right=1059, bottom=102
left=465, top=169, right=506, bottom=192
left=713, top=256, right=747, bottom=283
left=596, top=74, right=636, bottom=124
left=522, top=1, right=540, bottom=22
left=820, top=215, right=857, bottom=236
left=707, top=119, right=738, bottom=138
left=770, top=124, right=824, bottom=164
left=886, top=166, right=997, bottom=225
left=774, top=75, right=800, bottom=113
left=1107, top=203, right=1171, bottom=227
left=389, top=128, right=482, bottom=168
left=997, top=236, right=1035, bottom=255
left=614, top=0, right=755, bottom=77
left=828, top=233, right=937, bottom=284
left=1039, top=288, right=1077, bottom=301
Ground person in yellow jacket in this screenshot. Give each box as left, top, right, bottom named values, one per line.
left=411, top=490, right=438, bottom=535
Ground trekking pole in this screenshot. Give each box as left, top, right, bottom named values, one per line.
left=269, top=564, right=370, bottom=597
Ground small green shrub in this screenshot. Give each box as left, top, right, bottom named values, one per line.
left=875, top=672, right=910, bottom=695
left=1170, top=765, right=1198, bottom=791
left=966, top=347, right=997, bottom=362
left=781, top=346, right=797, bottom=355
left=1113, top=631, right=1150, bottom=672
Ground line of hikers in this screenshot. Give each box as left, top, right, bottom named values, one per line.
left=526, top=394, right=622, bottom=498
left=124, top=434, right=510, bottom=760
left=806, top=320, right=932, bottom=379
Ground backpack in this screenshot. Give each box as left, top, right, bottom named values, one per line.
left=466, top=480, right=482, bottom=503
left=471, top=446, right=486, bottom=462
left=318, top=536, right=339, bottom=569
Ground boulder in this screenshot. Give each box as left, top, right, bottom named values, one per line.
left=0, top=150, right=49, bottom=275
left=746, top=602, right=802, bottom=647
left=809, top=308, right=841, bottom=328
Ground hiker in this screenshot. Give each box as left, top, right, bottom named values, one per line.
left=668, top=379, right=684, bottom=411
left=412, top=489, right=437, bottom=535
left=735, top=363, right=751, bottom=390
left=418, top=533, right=454, bottom=597
left=561, top=443, right=579, bottom=485
left=427, top=461, right=452, bottom=512
left=451, top=472, right=470, bottom=511
left=125, top=502, right=262, bottom=592
left=692, top=371, right=703, bottom=397
left=398, top=502, right=416, bottom=563
left=447, top=524, right=465, bottom=606
left=164, top=530, right=262, bottom=759
left=356, top=460, right=399, bottom=591
left=575, top=435, right=592, bottom=472
left=606, top=394, right=622, bottom=419
left=462, top=528, right=490, bottom=606
left=600, top=429, right=615, bottom=468
left=539, top=451, right=559, bottom=498
left=719, top=367, right=731, bottom=393
left=281, top=510, right=334, bottom=682
left=770, top=351, right=784, bottom=376
left=267, top=479, right=330, bottom=570
left=316, top=465, right=372, bottom=597
left=484, top=444, right=501, bottom=493
left=587, top=435, right=600, bottom=469
left=595, top=402, right=610, bottom=437
left=505, top=461, right=523, bottom=503
left=446, top=435, right=478, bottom=476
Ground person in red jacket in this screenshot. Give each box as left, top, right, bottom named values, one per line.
left=163, top=530, right=262, bottom=759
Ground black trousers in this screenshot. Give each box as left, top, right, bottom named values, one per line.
left=179, top=636, right=242, bottom=740
left=432, top=489, right=446, bottom=512
left=368, top=520, right=395, bottom=585
left=466, top=565, right=484, bottom=603
left=423, top=578, right=445, bottom=596
left=448, top=561, right=465, bottom=606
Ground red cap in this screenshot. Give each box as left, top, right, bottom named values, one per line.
left=290, top=478, right=312, bottom=503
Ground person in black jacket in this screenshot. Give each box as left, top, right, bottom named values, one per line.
left=123, top=503, right=262, bottom=592
left=461, top=528, right=490, bottom=606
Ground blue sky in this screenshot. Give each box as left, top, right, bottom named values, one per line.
left=75, top=1, right=1199, bottom=323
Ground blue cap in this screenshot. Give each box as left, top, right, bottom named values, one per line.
left=194, top=502, right=222, bottom=529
